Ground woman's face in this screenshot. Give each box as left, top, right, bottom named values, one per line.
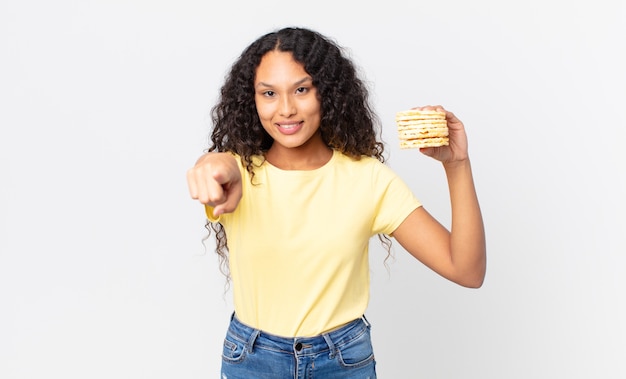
left=254, top=50, right=323, bottom=153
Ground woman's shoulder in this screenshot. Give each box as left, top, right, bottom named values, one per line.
left=334, top=151, right=390, bottom=172
left=226, top=152, right=266, bottom=170
left=333, top=152, right=403, bottom=185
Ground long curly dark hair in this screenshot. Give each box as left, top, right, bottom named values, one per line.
left=205, top=27, right=391, bottom=280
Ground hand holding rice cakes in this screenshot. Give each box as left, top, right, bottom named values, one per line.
left=396, top=109, right=449, bottom=149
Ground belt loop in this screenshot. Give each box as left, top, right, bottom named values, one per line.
left=322, top=333, right=337, bottom=359
left=247, top=330, right=260, bottom=354
left=361, top=314, right=371, bottom=329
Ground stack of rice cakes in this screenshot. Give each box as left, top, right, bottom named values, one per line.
left=396, top=109, right=449, bottom=149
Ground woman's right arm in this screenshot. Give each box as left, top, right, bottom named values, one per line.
left=186, top=152, right=242, bottom=217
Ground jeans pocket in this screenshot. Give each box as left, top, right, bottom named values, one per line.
left=337, top=328, right=375, bottom=368
left=222, top=334, right=247, bottom=363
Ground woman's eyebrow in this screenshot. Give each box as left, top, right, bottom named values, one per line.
left=255, top=77, right=313, bottom=89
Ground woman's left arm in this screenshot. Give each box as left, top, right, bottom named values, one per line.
left=392, top=106, right=486, bottom=288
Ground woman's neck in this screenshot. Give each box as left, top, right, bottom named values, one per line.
left=265, top=138, right=333, bottom=171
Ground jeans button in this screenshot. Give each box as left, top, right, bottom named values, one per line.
left=295, top=342, right=303, bottom=351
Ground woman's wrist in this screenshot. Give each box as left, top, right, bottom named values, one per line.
left=443, top=157, right=471, bottom=171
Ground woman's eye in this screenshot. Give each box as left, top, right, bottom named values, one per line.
left=263, top=90, right=275, bottom=97
left=296, top=87, right=308, bottom=94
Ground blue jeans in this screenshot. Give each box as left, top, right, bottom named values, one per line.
left=221, top=314, right=377, bottom=379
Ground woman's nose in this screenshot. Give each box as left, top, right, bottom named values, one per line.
left=279, top=95, right=296, bottom=117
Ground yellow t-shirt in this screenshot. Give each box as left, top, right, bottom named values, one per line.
left=206, top=150, right=421, bottom=337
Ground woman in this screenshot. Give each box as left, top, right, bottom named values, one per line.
left=187, top=26, right=486, bottom=378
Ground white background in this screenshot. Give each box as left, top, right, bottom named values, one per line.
left=1, top=0, right=625, bottom=378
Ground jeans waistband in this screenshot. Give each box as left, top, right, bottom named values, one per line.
left=227, top=313, right=371, bottom=357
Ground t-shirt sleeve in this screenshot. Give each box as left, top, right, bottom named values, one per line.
left=371, top=163, right=422, bottom=236
left=204, top=204, right=221, bottom=223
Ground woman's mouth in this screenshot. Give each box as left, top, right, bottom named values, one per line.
left=276, top=121, right=303, bottom=135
